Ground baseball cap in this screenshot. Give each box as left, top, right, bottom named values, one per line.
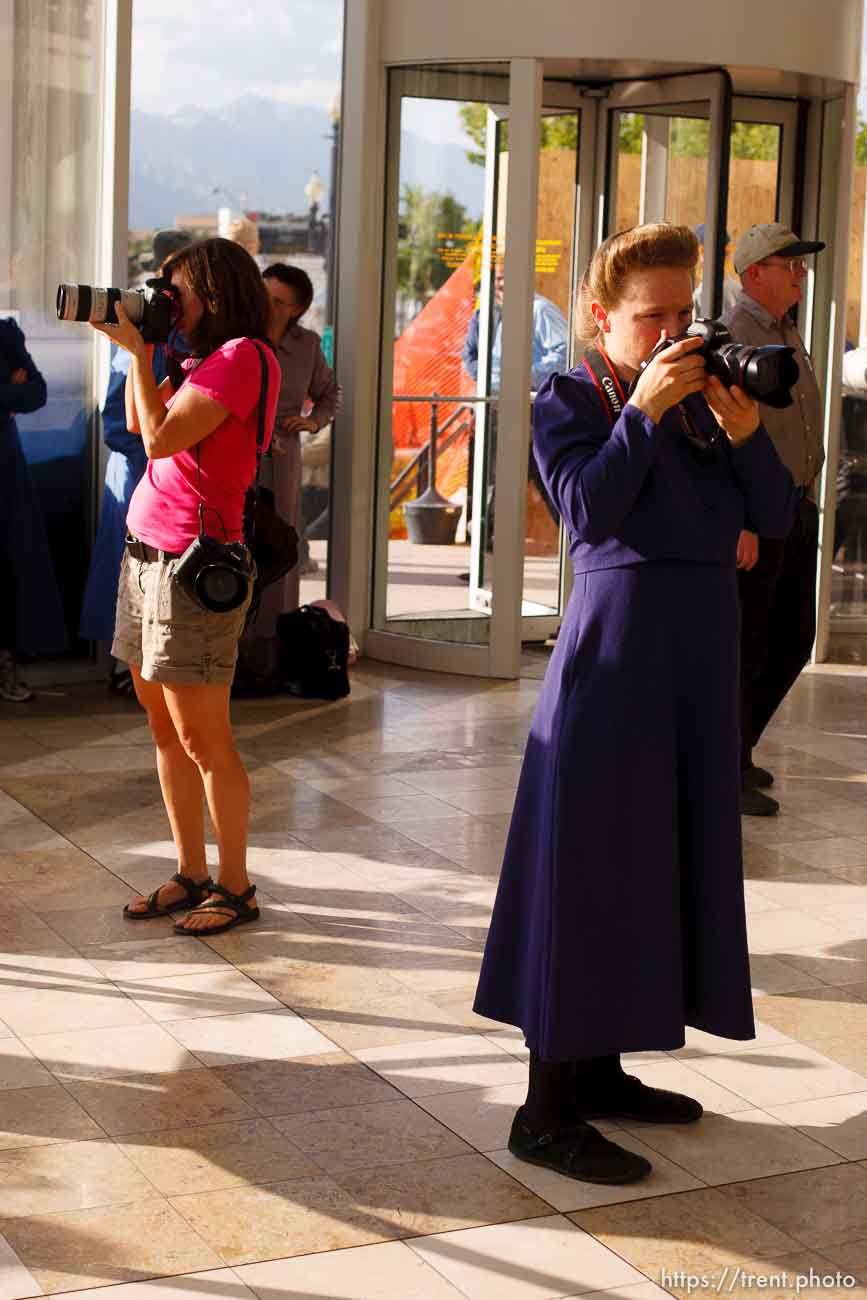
left=145, top=228, right=193, bottom=269
left=733, top=222, right=825, bottom=275
left=693, top=223, right=731, bottom=247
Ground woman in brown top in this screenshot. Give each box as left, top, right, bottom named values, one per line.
left=241, top=263, right=341, bottom=677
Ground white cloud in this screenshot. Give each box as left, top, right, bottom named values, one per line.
left=131, top=0, right=342, bottom=114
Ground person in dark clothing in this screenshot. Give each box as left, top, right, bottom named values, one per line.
left=473, top=224, right=795, bottom=1186
left=0, top=317, right=68, bottom=700
left=721, top=223, right=826, bottom=817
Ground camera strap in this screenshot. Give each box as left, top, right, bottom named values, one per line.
left=191, top=339, right=271, bottom=542
left=582, top=346, right=628, bottom=428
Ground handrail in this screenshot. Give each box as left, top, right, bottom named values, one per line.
left=392, top=393, right=498, bottom=404
left=390, top=418, right=474, bottom=510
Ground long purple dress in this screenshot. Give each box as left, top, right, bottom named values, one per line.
left=473, top=364, right=796, bottom=1062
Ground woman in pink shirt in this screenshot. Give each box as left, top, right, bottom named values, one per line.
left=92, top=237, right=280, bottom=935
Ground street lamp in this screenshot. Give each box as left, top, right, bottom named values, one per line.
left=304, top=170, right=326, bottom=253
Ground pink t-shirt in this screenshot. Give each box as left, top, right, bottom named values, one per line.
left=127, top=337, right=280, bottom=553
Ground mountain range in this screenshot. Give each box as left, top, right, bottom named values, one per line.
left=130, top=95, right=484, bottom=229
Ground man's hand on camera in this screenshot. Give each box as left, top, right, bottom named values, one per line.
left=10, top=368, right=27, bottom=384
left=282, top=415, right=318, bottom=435
left=736, top=529, right=759, bottom=571
left=629, top=333, right=706, bottom=426
left=91, top=300, right=146, bottom=358
left=704, top=376, right=759, bottom=446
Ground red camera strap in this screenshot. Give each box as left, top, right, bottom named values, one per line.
left=582, top=346, right=628, bottom=428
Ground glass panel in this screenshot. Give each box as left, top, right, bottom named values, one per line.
left=521, top=111, right=578, bottom=624
left=721, top=122, right=781, bottom=313
left=829, top=100, right=867, bottom=655
left=3, top=0, right=107, bottom=655
left=611, top=111, right=709, bottom=235
left=380, top=75, right=510, bottom=642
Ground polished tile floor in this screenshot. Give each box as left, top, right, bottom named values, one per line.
left=1, top=659, right=867, bottom=1299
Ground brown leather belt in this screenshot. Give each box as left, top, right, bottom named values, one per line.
left=126, top=535, right=181, bottom=563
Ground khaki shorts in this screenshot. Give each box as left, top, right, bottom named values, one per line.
left=112, top=547, right=252, bottom=686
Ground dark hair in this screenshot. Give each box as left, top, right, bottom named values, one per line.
left=262, top=262, right=314, bottom=317
left=160, top=237, right=271, bottom=357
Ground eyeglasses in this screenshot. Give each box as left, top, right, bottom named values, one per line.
left=760, top=256, right=808, bottom=274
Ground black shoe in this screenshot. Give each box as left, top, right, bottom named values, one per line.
left=508, top=1107, right=652, bottom=1185
left=743, top=764, right=774, bottom=790
left=741, top=785, right=779, bottom=817
left=577, top=1073, right=703, bottom=1125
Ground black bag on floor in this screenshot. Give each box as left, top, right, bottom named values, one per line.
left=276, top=604, right=350, bottom=700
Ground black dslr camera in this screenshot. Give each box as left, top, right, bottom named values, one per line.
left=56, top=276, right=180, bottom=343
left=173, top=536, right=252, bottom=614
left=642, top=318, right=800, bottom=409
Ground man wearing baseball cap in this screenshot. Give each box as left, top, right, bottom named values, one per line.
left=721, top=223, right=825, bottom=816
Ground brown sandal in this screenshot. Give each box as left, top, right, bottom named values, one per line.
left=123, top=871, right=214, bottom=920
left=174, top=883, right=259, bottom=936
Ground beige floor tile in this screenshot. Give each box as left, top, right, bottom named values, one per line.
left=749, top=955, right=825, bottom=995
left=23, top=1024, right=200, bottom=1082
left=117, top=969, right=283, bottom=1023
left=0, top=1040, right=55, bottom=1091
left=809, top=903, right=867, bottom=940
left=407, top=1214, right=646, bottom=1300
left=399, top=766, right=518, bottom=794
left=620, top=1108, right=840, bottom=1185
left=741, top=817, right=834, bottom=847
left=488, top=1132, right=703, bottom=1213
left=749, top=878, right=866, bottom=911
left=742, top=844, right=835, bottom=882
left=0, top=1198, right=222, bottom=1293
left=0, top=1138, right=154, bottom=1217
left=0, top=1230, right=42, bottom=1300
left=780, top=946, right=867, bottom=988
left=77, top=937, right=229, bottom=982
left=355, top=1034, right=528, bottom=1098
left=38, top=907, right=179, bottom=948
left=819, top=1238, right=867, bottom=1284
left=415, top=1083, right=529, bottom=1152
left=433, top=787, right=519, bottom=815
left=118, top=1116, right=320, bottom=1194
left=333, top=1152, right=550, bottom=1236
left=39, top=1269, right=253, bottom=1300
left=7, top=865, right=135, bottom=913
left=774, top=838, right=867, bottom=871
left=570, top=1186, right=803, bottom=1277
left=65, top=1068, right=254, bottom=1136
left=169, top=1176, right=398, bottom=1264
left=804, top=1034, right=867, bottom=1075
left=306, top=989, right=481, bottom=1051
left=0, top=845, right=101, bottom=884
left=213, top=1051, right=401, bottom=1117
left=687, top=1041, right=867, bottom=1108
left=273, top=1097, right=470, bottom=1172
left=162, top=1009, right=337, bottom=1066
left=619, top=1058, right=757, bottom=1115
left=0, top=1085, right=102, bottom=1151
left=765, top=1091, right=867, bottom=1160
left=745, top=909, right=844, bottom=955
left=752, top=988, right=867, bottom=1046
left=721, top=1164, right=867, bottom=1249
left=236, top=1240, right=465, bottom=1299
left=672, top=1020, right=792, bottom=1059
left=0, top=951, right=149, bottom=1036
left=0, top=907, right=68, bottom=954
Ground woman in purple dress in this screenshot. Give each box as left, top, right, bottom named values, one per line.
left=474, top=224, right=796, bottom=1186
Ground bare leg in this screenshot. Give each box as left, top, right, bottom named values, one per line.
left=161, top=682, right=252, bottom=932
left=125, top=667, right=209, bottom=914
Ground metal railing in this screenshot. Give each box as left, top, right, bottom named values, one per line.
left=389, top=393, right=497, bottom=510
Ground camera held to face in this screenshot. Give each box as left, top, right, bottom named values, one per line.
left=642, top=318, right=800, bottom=409
left=55, top=277, right=180, bottom=343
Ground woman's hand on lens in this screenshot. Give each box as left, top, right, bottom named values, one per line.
left=629, top=333, right=706, bottom=425
left=91, top=301, right=146, bottom=358
left=703, top=376, right=759, bottom=446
